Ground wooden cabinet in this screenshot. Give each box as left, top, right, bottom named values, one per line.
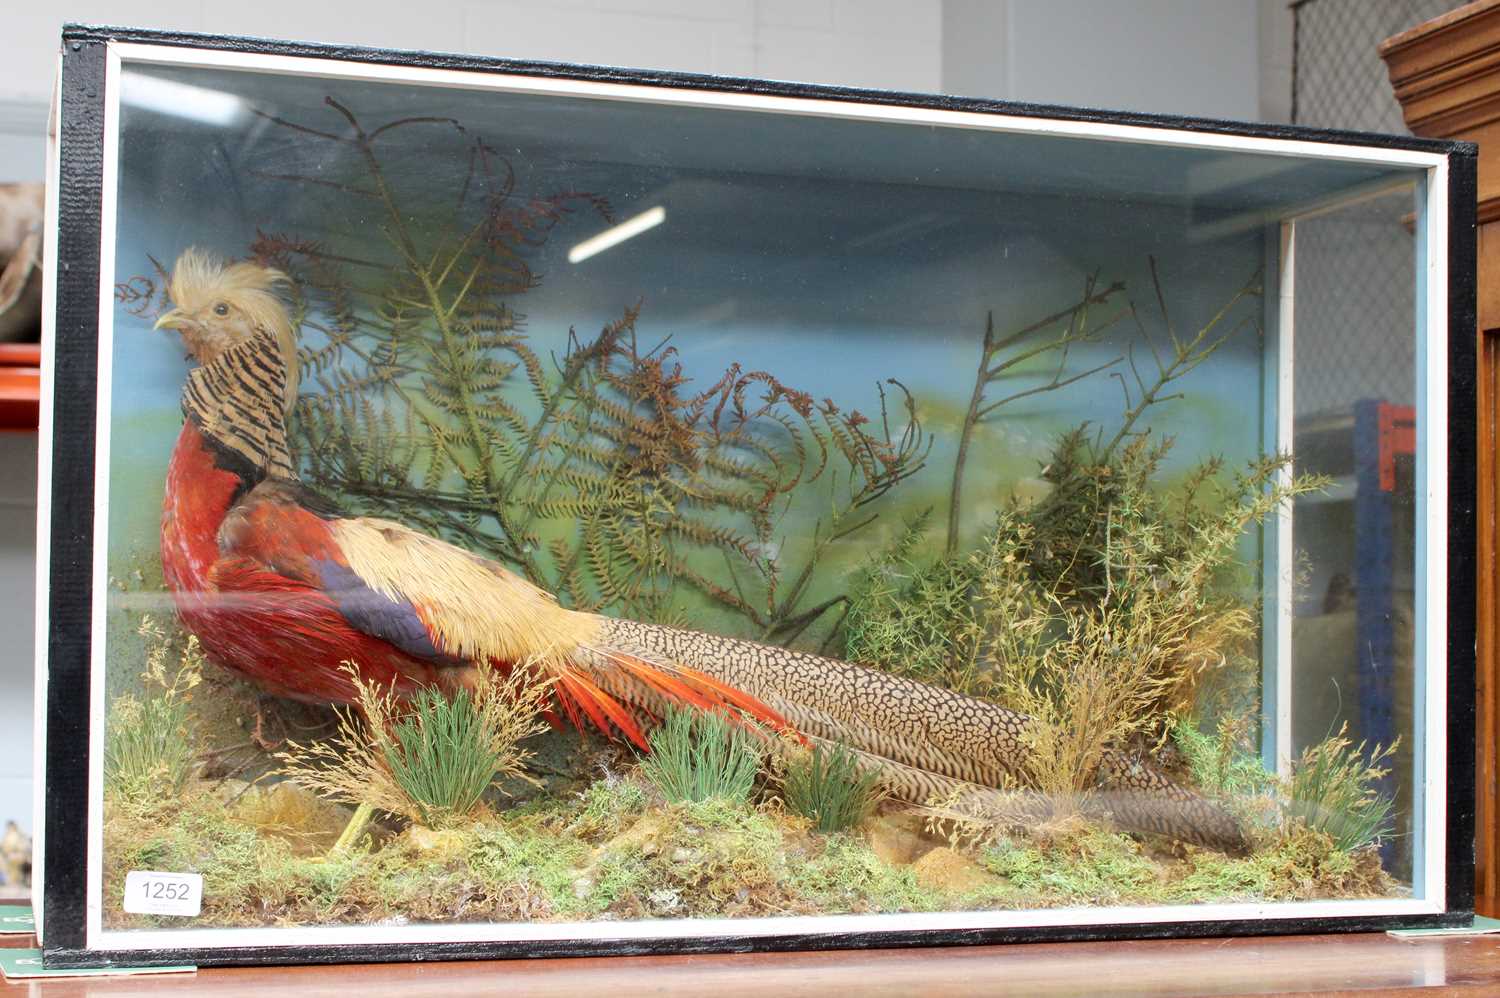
left=1383, top=0, right=1500, bottom=915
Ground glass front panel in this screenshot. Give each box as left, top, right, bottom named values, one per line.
left=1291, top=189, right=1422, bottom=883
left=94, top=52, right=1435, bottom=941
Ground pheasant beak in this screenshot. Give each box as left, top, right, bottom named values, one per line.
left=153, top=308, right=188, bottom=332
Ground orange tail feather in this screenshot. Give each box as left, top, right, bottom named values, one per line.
left=549, top=646, right=801, bottom=752
left=554, top=667, right=650, bottom=749
left=591, top=648, right=803, bottom=743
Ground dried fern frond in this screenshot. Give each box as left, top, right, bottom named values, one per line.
left=248, top=103, right=929, bottom=648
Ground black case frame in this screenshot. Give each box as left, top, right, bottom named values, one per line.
left=41, top=22, right=1479, bottom=970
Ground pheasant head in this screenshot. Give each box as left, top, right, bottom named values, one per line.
left=156, top=248, right=300, bottom=481
left=154, top=248, right=299, bottom=414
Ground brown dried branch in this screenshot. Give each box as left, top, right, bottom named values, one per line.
left=946, top=274, right=1126, bottom=555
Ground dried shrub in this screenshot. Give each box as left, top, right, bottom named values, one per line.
left=846, top=427, right=1326, bottom=809
left=1170, top=714, right=1274, bottom=800
left=995, top=444, right=1323, bottom=800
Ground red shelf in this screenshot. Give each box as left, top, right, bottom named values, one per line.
left=0, top=343, right=41, bottom=430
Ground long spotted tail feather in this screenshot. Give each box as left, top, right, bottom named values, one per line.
left=583, top=615, right=1248, bottom=853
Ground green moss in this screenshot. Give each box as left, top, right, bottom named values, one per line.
left=970, top=822, right=1395, bottom=910
left=127, top=836, right=173, bottom=871
left=676, top=796, right=764, bottom=831
left=1165, top=824, right=1386, bottom=903
left=103, top=764, right=1399, bottom=931
left=468, top=823, right=590, bottom=915
left=106, top=797, right=296, bottom=926
left=567, top=777, right=650, bottom=840
left=640, top=801, right=789, bottom=914
left=791, top=835, right=938, bottom=913
left=982, top=842, right=1048, bottom=891
left=1169, top=851, right=1273, bottom=900
left=586, top=847, right=652, bottom=913
left=980, top=830, right=1159, bottom=905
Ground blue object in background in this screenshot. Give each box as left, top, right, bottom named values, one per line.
left=1354, top=398, right=1399, bottom=867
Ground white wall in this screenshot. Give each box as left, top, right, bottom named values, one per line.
left=2, top=0, right=951, bottom=183
left=942, top=0, right=1264, bottom=120
left=0, top=1, right=1273, bottom=838
left=1259, top=0, right=1296, bottom=124
left=2, top=1, right=1275, bottom=182
left=2, top=1, right=948, bottom=120
left=0, top=107, right=45, bottom=185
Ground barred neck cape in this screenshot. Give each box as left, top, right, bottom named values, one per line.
left=180, top=326, right=297, bottom=481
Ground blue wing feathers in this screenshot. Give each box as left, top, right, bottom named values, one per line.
left=311, top=558, right=448, bottom=662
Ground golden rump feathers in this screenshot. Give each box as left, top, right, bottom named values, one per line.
left=154, top=247, right=300, bottom=414
left=329, top=515, right=603, bottom=670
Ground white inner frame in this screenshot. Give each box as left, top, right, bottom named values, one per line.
left=46, top=40, right=1453, bottom=955
left=1260, top=220, right=1295, bottom=780
left=30, top=61, right=63, bottom=947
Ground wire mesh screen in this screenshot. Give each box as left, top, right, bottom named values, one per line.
left=1292, top=0, right=1463, bottom=133
left=1291, top=193, right=1416, bottom=417
left=1287, top=0, right=1459, bottom=875
left=1289, top=0, right=1461, bottom=419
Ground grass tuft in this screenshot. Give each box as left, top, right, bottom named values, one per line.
left=782, top=743, right=884, bottom=833
left=639, top=707, right=761, bottom=804
left=382, top=685, right=522, bottom=828
left=104, top=615, right=203, bottom=809
left=278, top=662, right=552, bottom=829
left=1286, top=724, right=1398, bottom=853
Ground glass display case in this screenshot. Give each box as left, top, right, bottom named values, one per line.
left=35, top=23, right=1477, bottom=968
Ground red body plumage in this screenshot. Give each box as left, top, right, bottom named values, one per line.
left=160, top=421, right=443, bottom=705
left=162, top=400, right=803, bottom=757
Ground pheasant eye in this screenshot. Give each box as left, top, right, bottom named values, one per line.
left=213, top=303, right=229, bottom=317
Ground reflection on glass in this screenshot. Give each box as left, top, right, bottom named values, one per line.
left=1291, top=190, right=1420, bottom=881
left=98, top=60, right=1430, bottom=934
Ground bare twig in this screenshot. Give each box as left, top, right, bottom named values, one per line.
left=1094, top=260, right=1261, bottom=466
left=946, top=275, right=1126, bottom=555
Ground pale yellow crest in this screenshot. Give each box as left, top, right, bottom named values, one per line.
left=166, top=247, right=300, bottom=414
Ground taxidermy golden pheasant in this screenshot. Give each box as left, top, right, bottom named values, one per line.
left=155, top=248, right=1246, bottom=853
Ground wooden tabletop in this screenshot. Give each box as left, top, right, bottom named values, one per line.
left=6, top=931, right=1500, bottom=997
